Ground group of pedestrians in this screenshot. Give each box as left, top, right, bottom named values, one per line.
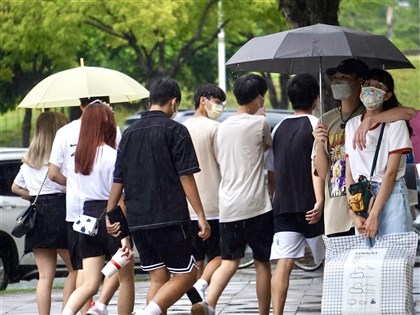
left=11, top=57, right=417, bottom=315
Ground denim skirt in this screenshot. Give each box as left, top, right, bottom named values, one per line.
left=24, top=193, right=68, bottom=253
left=371, top=178, right=413, bottom=236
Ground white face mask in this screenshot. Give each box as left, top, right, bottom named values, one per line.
left=331, top=79, right=352, bottom=100
left=205, top=99, right=224, bottom=120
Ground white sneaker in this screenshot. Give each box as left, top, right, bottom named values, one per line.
left=86, top=301, right=108, bottom=315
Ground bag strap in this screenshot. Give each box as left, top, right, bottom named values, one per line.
left=98, top=207, right=107, bottom=221
left=369, top=123, right=386, bottom=180
left=32, top=170, right=49, bottom=205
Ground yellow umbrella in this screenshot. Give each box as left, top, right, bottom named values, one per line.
left=18, top=59, right=149, bottom=109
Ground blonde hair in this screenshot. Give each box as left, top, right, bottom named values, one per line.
left=22, top=112, right=68, bottom=169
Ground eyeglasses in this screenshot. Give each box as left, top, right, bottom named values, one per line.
left=361, top=80, right=388, bottom=91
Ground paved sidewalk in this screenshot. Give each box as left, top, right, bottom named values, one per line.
left=1, top=266, right=419, bottom=314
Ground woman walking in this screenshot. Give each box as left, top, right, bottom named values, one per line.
left=62, top=100, right=134, bottom=315
left=12, top=111, right=75, bottom=315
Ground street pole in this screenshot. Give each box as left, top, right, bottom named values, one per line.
left=218, top=0, right=226, bottom=92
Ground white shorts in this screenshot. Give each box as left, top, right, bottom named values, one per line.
left=270, top=231, right=325, bottom=263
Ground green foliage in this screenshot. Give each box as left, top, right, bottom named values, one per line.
left=389, top=55, right=420, bottom=106
left=339, top=0, right=419, bottom=50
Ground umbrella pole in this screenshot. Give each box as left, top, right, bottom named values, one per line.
left=319, top=59, right=323, bottom=123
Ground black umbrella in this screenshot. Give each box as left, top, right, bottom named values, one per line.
left=226, top=23, right=415, bottom=116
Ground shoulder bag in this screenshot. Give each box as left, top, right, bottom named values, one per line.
left=348, top=123, right=385, bottom=218
left=11, top=171, right=48, bottom=238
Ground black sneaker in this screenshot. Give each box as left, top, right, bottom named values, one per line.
left=186, top=287, right=203, bottom=304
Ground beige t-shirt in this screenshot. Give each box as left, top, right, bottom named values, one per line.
left=183, top=117, right=221, bottom=219
left=217, top=113, right=272, bottom=223
left=313, top=106, right=364, bottom=235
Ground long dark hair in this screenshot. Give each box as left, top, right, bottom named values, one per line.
left=75, top=101, right=116, bottom=175
left=366, top=68, right=412, bottom=135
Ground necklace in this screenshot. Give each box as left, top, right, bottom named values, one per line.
left=339, top=104, right=362, bottom=129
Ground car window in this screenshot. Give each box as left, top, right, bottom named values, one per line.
left=0, top=160, right=21, bottom=196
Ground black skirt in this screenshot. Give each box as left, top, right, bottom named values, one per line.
left=24, top=194, right=68, bottom=254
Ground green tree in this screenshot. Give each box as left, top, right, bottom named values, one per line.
left=0, top=0, right=85, bottom=145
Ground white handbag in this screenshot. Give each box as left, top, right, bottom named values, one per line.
left=72, top=208, right=106, bottom=236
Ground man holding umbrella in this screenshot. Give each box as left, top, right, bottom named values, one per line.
left=312, top=58, right=416, bottom=238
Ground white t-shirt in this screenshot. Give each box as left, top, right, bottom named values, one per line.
left=49, top=120, right=82, bottom=222
left=345, top=115, right=412, bottom=183
left=75, top=145, right=116, bottom=201
left=50, top=119, right=121, bottom=222
left=217, top=113, right=272, bottom=222
left=183, top=117, right=220, bottom=220
left=14, top=164, right=65, bottom=196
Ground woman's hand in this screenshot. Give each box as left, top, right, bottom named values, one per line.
left=106, top=216, right=121, bottom=237
left=364, top=213, right=379, bottom=238
left=351, top=213, right=366, bottom=235
left=120, top=236, right=133, bottom=259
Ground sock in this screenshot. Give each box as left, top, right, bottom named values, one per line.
left=61, top=309, right=75, bottom=315
left=194, top=278, right=208, bottom=292
left=95, top=301, right=107, bottom=311
left=144, top=301, right=162, bottom=315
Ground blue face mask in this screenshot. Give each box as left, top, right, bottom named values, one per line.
left=360, top=87, right=386, bottom=110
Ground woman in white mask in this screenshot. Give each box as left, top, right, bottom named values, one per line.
left=344, top=69, right=413, bottom=243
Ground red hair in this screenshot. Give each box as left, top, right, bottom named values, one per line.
left=75, top=101, right=117, bottom=175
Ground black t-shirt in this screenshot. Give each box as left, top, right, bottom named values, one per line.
left=113, top=110, right=200, bottom=229
left=272, top=116, right=316, bottom=215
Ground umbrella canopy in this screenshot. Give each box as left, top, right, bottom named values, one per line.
left=18, top=63, right=149, bottom=109
left=226, top=23, right=415, bottom=74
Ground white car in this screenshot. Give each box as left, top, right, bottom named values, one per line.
left=124, top=108, right=293, bottom=132
left=0, top=148, right=145, bottom=290
left=0, top=148, right=38, bottom=289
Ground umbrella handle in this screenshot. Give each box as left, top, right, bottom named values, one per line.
left=319, top=60, right=323, bottom=124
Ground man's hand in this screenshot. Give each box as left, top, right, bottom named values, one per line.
left=312, top=124, right=328, bottom=148
left=352, top=116, right=373, bottom=151
left=305, top=201, right=323, bottom=224
left=197, top=216, right=211, bottom=241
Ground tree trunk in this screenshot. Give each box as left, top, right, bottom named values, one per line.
left=279, top=0, right=341, bottom=114
left=22, top=109, right=32, bottom=147
left=279, top=74, right=290, bottom=109
left=262, top=73, right=279, bottom=109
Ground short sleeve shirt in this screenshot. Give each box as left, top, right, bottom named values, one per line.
left=217, top=113, right=272, bottom=222
left=183, top=117, right=220, bottom=219
left=266, top=115, right=318, bottom=215
left=49, top=119, right=83, bottom=222
left=311, top=106, right=364, bottom=235
left=113, top=110, right=200, bottom=229
left=345, top=115, right=412, bottom=182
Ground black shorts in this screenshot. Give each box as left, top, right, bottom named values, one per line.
left=79, top=200, right=120, bottom=260
left=273, top=212, right=324, bottom=238
left=190, top=219, right=221, bottom=262
left=132, top=223, right=197, bottom=273
left=25, top=194, right=68, bottom=254
left=220, top=211, right=273, bottom=262
left=67, top=222, right=83, bottom=270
